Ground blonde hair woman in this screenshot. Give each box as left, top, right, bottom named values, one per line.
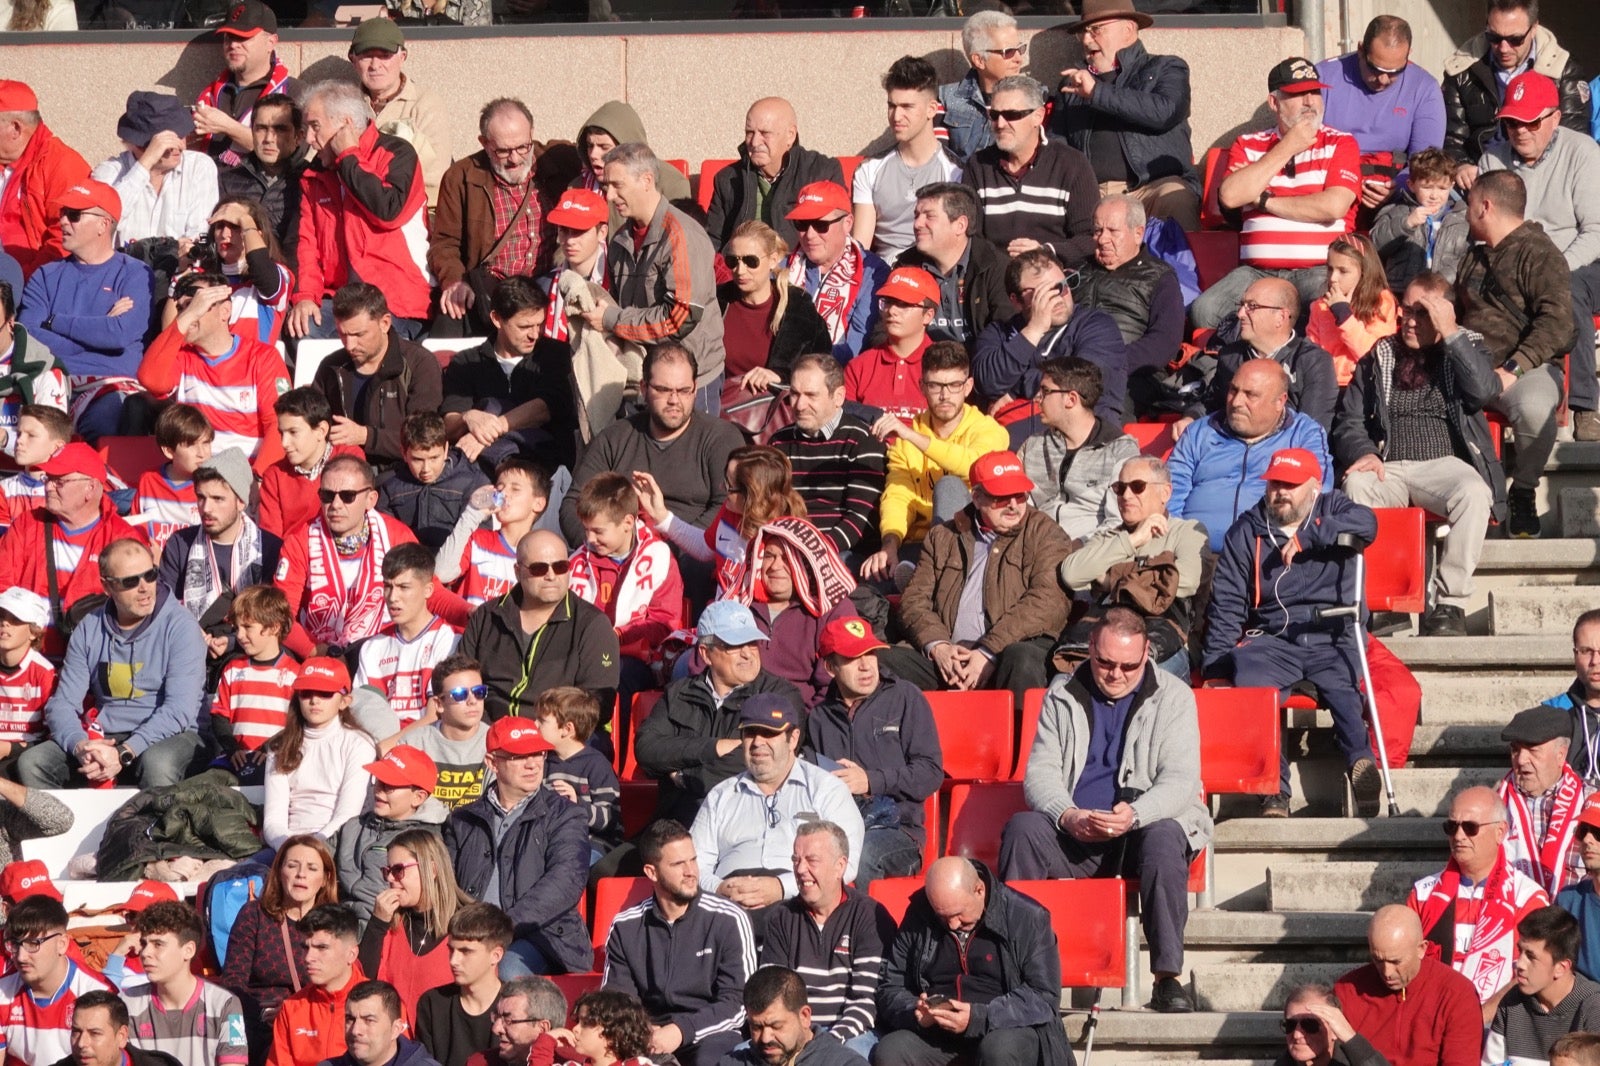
left=358, top=828, right=471, bottom=1022
left=717, top=220, right=833, bottom=397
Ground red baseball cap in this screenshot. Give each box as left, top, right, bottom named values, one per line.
left=1579, top=795, right=1600, bottom=831
left=0, top=81, right=38, bottom=113
left=0, top=860, right=61, bottom=905
left=546, top=188, right=608, bottom=231
left=488, top=717, right=554, bottom=756
left=1261, top=448, right=1323, bottom=486
left=819, top=616, right=887, bottom=659
left=122, top=880, right=178, bottom=913
left=53, top=181, right=122, bottom=224
left=970, top=450, right=1035, bottom=497
left=39, top=441, right=108, bottom=486
left=785, top=181, right=850, bottom=221
left=293, top=657, right=351, bottom=694
left=1498, top=72, right=1560, bottom=124
left=364, top=745, right=438, bottom=793
left=876, top=266, right=939, bottom=307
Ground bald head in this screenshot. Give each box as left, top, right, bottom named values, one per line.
left=1225, top=357, right=1292, bottom=441
left=1236, top=358, right=1291, bottom=399
left=745, top=97, right=799, bottom=179
left=1238, top=277, right=1298, bottom=352
left=515, top=530, right=573, bottom=606
left=924, top=857, right=985, bottom=933
left=1367, top=905, right=1426, bottom=993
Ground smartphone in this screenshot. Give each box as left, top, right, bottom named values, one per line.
left=925, top=995, right=952, bottom=1010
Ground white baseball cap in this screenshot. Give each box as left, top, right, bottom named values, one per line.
left=0, top=588, right=49, bottom=628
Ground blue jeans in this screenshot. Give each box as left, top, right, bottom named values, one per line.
left=17, top=730, right=210, bottom=789
left=498, top=937, right=551, bottom=979
left=695, top=375, right=724, bottom=416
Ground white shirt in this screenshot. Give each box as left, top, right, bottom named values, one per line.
left=91, top=149, right=219, bottom=244
left=262, top=721, right=377, bottom=848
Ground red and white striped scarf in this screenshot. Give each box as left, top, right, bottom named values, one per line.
left=542, top=254, right=609, bottom=344
left=1500, top=767, right=1587, bottom=895
left=302, top=511, right=393, bottom=645
left=787, top=240, right=864, bottom=346
left=197, top=56, right=295, bottom=168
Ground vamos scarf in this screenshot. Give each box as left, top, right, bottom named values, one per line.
left=302, top=511, right=393, bottom=645
left=1413, top=853, right=1537, bottom=1001
left=568, top=522, right=679, bottom=664
left=180, top=513, right=263, bottom=621
left=738, top=516, right=855, bottom=616
left=1500, top=767, right=1587, bottom=895
left=788, top=240, right=864, bottom=346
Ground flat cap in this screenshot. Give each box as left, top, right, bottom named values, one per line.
left=1501, top=705, right=1572, bottom=747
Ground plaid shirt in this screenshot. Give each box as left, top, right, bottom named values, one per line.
left=487, top=175, right=542, bottom=279
left=1524, top=779, right=1590, bottom=890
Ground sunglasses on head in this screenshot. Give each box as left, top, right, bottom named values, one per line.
left=987, top=106, right=1038, bottom=123
left=318, top=487, right=370, bottom=505
left=1281, top=1016, right=1323, bottom=1036
left=722, top=253, right=764, bottom=270
left=520, top=559, right=572, bottom=577
left=1486, top=29, right=1530, bottom=47
left=446, top=684, right=488, bottom=704
left=794, top=217, right=844, bottom=234
left=1442, top=818, right=1503, bottom=837
left=107, top=568, right=159, bottom=591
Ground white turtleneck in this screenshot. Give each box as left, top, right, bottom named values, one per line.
left=263, top=720, right=378, bottom=849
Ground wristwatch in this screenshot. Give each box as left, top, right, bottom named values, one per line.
left=117, top=744, right=135, bottom=768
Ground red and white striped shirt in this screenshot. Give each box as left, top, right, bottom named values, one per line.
left=168, top=336, right=291, bottom=461
left=354, top=615, right=459, bottom=727
left=212, top=651, right=298, bottom=751
left=0, top=472, right=44, bottom=534
left=1227, top=125, right=1361, bottom=269
left=134, top=468, right=198, bottom=559
left=0, top=650, right=53, bottom=745
left=454, top=529, right=518, bottom=607
left=227, top=262, right=294, bottom=347
left=0, top=960, right=112, bottom=1066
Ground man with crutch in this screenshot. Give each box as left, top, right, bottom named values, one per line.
left=1202, top=448, right=1387, bottom=817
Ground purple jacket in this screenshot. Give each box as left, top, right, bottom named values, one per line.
left=1316, top=53, right=1446, bottom=160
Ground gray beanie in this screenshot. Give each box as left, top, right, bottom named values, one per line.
left=199, top=447, right=254, bottom=505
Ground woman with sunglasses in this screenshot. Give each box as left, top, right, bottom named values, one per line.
left=262, top=657, right=377, bottom=852
left=358, top=827, right=471, bottom=1023
left=161, top=197, right=294, bottom=346
left=217, top=834, right=338, bottom=1066
left=716, top=221, right=831, bottom=405
left=1276, top=983, right=1386, bottom=1066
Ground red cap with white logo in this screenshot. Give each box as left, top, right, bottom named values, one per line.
left=1497, top=72, right=1560, bottom=124
left=970, top=450, right=1035, bottom=497
left=0, top=860, right=61, bottom=905
left=364, top=745, right=438, bottom=793
left=293, top=657, right=352, bottom=694
left=487, top=717, right=555, bottom=756
left=785, top=181, right=850, bottom=221
left=546, top=188, right=609, bottom=231
left=1260, top=448, right=1323, bottom=486
left=122, top=880, right=179, bottom=913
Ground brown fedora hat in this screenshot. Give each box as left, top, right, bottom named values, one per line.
left=1065, top=0, right=1154, bottom=34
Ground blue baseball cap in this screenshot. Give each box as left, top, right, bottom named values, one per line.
left=696, top=600, right=768, bottom=646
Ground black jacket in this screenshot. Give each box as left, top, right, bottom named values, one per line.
left=878, top=861, right=1074, bottom=1066
left=1197, top=333, right=1339, bottom=432
left=442, top=786, right=593, bottom=973
left=377, top=448, right=489, bottom=550
left=1442, top=27, right=1591, bottom=164
left=1077, top=250, right=1186, bottom=376
left=459, top=589, right=620, bottom=723
left=157, top=523, right=283, bottom=635
left=316, top=1036, right=442, bottom=1066
left=634, top=669, right=805, bottom=827
left=1333, top=332, right=1506, bottom=523
left=715, top=282, right=835, bottom=383
left=311, top=330, right=444, bottom=471
left=1051, top=39, right=1200, bottom=194
left=51, top=1051, right=181, bottom=1066
left=439, top=336, right=578, bottom=472
left=705, top=142, right=845, bottom=250
left=895, top=237, right=1011, bottom=347
left=806, top=674, right=943, bottom=839
left=218, top=154, right=307, bottom=272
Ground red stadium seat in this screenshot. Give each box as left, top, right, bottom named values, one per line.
left=96, top=436, right=165, bottom=486
left=1186, top=229, right=1240, bottom=292
left=868, top=876, right=921, bottom=924
left=945, top=782, right=1026, bottom=870
left=619, top=781, right=659, bottom=838
left=838, top=155, right=863, bottom=189
left=590, top=876, right=653, bottom=952
left=620, top=691, right=662, bottom=781
left=697, top=159, right=736, bottom=211
left=925, top=690, right=1013, bottom=782
left=1012, top=688, right=1045, bottom=780
left=665, top=158, right=690, bottom=178
left=1194, top=687, right=1281, bottom=797
left=1127, top=422, right=1178, bottom=461
left=1011, top=879, right=1129, bottom=988
left=1198, top=145, right=1229, bottom=231
left=921, top=792, right=941, bottom=870
left=549, top=972, right=603, bottom=1015
left=1367, top=507, right=1427, bottom=614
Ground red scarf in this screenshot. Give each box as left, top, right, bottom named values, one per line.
left=197, top=56, right=294, bottom=167
left=568, top=521, right=675, bottom=661
left=1500, top=767, right=1587, bottom=895
left=788, top=239, right=863, bottom=346
left=1414, top=853, right=1526, bottom=1000
left=302, top=511, right=393, bottom=645
left=542, top=254, right=607, bottom=344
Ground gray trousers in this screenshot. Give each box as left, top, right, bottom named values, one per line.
left=1344, top=457, right=1493, bottom=609
left=17, top=729, right=210, bottom=789
left=1488, top=361, right=1563, bottom=491
left=1189, top=264, right=1329, bottom=330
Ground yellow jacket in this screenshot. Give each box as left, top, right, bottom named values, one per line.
left=879, top=405, right=1009, bottom=545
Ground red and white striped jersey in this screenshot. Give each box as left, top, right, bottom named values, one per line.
left=134, top=468, right=198, bottom=559
left=1227, top=125, right=1361, bottom=270
left=227, top=263, right=294, bottom=347
left=0, top=472, right=45, bottom=534
left=0, top=650, right=53, bottom=745
left=0, top=960, right=111, bottom=1066
left=454, top=528, right=518, bottom=607
left=354, top=615, right=459, bottom=727
left=169, top=336, right=291, bottom=460
left=212, top=651, right=299, bottom=751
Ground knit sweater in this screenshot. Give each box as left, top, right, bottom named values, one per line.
left=18, top=253, right=154, bottom=379
left=770, top=413, right=887, bottom=554
left=961, top=135, right=1100, bottom=267
left=263, top=722, right=378, bottom=848
left=1480, top=127, right=1600, bottom=270
left=1333, top=958, right=1481, bottom=1066
left=215, top=899, right=311, bottom=1020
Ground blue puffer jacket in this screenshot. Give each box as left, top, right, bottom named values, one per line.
left=1202, top=488, right=1378, bottom=675
left=1168, top=408, right=1332, bottom=551
left=1050, top=40, right=1200, bottom=194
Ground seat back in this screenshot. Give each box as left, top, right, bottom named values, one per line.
left=1011, top=878, right=1129, bottom=988
left=1185, top=228, right=1240, bottom=292
left=292, top=338, right=342, bottom=389
left=926, top=690, right=1013, bottom=782
left=1367, top=507, right=1427, bottom=614
left=1194, top=687, right=1281, bottom=796
left=697, top=159, right=737, bottom=211
left=421, top=337, right=482, bottom=370
left=95, top=437, right=166, bottom=486
left=867, top=877, right=922, bottom=924
left=1127, top=422, right=1178, bottom=461
left=620, top=691, right=663, bottom=781
left=921, top=791, right=941, bottom=870
left=618, top=781, right=659, bottom=839
left=944, top=782, right=1027, bottom=871
left=590, top=876, right=654, bottom=952
left=837, top=155, right=864, bottom=189
left=1013, top=688, right=1046, bottom=780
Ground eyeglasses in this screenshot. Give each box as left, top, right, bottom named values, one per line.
left=723, top=253, right=764, bottom=271
left=1037, top=386, right=1073, bottom=400
left=106, top=568, right=159, bottom=591
left=58, top=208, right=107, bottom=224
left=1091, top=653, right=1144, bottom=674
left=1111, top=480, right=1152, bottom=495
left=379, top=861, right=419, bottom=881
left=987, top=106, right=1039, bottom=124
left=1503, top=112, right=1554, bottom=130
left=1281, top=1016, right=1323, bottom=1036
left=982, top=491, right=1030, bottom=506
left=794, top=217, right=844, bottom=234
left=922, top=378, right=969, bottom=396
left=4, top=932, right=62, bottom=954
left=519, top=559, right=572, bottom=578
left=765, top=793, right=781, bottom=828
left=1442, top=818, right=1504, bottom=838
left=877, top=297, right=928, bottom=313
left=1239, top=301, right=1290, bottom=315
left=318, top=487, right=371, bottom=505
left=1486, top=29, right=1531, bottom=47
left=492, top=1015, right=537, bottom=1028
left=646, top=382, right=697, bottom=399
left=983, top=43, right=1028, bottom=59
left=487, top=143, right=534, bottom=159
left=446, top=684, right=488, bottom=704
left=44, top=475, right=94, bottom=488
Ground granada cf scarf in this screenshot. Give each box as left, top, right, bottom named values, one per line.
left=302, top=511, right=392, bottom=645
left=1500, top=767, right=1586, bottom=895
left=787, top=239, right=863, bottom=346
left=1414, top=854, right=1526, bottom=1000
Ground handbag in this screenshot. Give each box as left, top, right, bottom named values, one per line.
left=1053, top=551, right=1187, bottom=670
left=721, top=383, right=796, bottom=445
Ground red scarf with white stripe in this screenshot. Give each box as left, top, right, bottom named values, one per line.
left=1500, top=767, right=1586, bottom=895
left=787, top=240, right=863, bottom=346
left=197, top=57, right=294, bottom=167
left=542, top=255, right=608, bottom=344
left=568, top=521, right=674, bottom=661
left=1414, top=853, right=1523, bottom=998
left=303, top=511, right=392, bottom=645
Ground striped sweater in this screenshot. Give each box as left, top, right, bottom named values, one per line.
left=770, top=413, right=888, bottom=554
left=961, top=133, right=1100, bottom=268
left=760, top=889, right=897, bottom=1042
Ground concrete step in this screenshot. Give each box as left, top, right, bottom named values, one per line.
left=1490, top=586, right=1599, bottom=635
left=1278, top=710, right=1502, bottom=759
left=1063, top=1011, right=1281, bottom=1049
left=1192, top=962, right=1350, bottom=1011
left=1214, top=817, right=1443, bottom=853
left=1477, top=538, right=1600, bottom=572
left=1269, top=860, right=1435, bottom=911
left=1389, top=635, right=1572, bottom=669
left=1560, top=488, right=1600, bottom=538
left=1378, top=766, right=1501, bottom=815
left=1418, top=673, right=1567, bottom=724
left=1178, top=910, right=1371, bottom=946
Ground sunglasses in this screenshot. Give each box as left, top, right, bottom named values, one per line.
left=379, top=861, right=419, bottom=880
left=1442, top=818, right=1504, bottom=837
left=723, top=253, right=764, bottom=270
left=107, top=568, right=159, bottom=591
left=446, top=684, right=488, bottom=704
left=1486, top=29, right=1530, bottom=47
left=987, top=106, right=1039, bottom=123
left=1091, top=654, right=1144, bottom=674
left=1580, top=824, right=1600, bottom=842
left=1112, top=480, right=1152, bottom=495
left=984, top=44, right=1028, bottom=59
left=58, top=208, right=106, bottom=224
left=318, top=488, right=370, bottom=504
left=1363, top=56, right=1406, bottom=76
left=794, top=217, right=844, bottom=234
left=1281, top=1016, right=1323, bottom=1036
left=520, top=559, right=572, bottom=577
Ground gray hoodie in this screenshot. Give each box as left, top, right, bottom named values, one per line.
left=332, top=800, right=449, bottom=927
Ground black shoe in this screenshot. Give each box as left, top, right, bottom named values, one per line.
left=1149, top=976, right=1194, bottom=1013
left=1507, top=489, right=1540, bottom=539
left=1260, top=794, right=1290, bottom=818
left=1419, top=603, right=1467, bottom=637
left=1367, top=610, right=1412, bottom=637
left=1350, top=757, right=1382, bottom=817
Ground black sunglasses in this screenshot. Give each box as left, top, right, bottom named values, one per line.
left=1486, top=29, right=1530, bottom=47
left=520, top=559, right=571, bottom=577
left=722, top=253, right=763, bottom=270
left=1442, top=818, right=1503, bottom=837
left=1281, top=1017, right=1323, bottom=1036
left=58, top=208, right=104, bottom=224
left=1111, top=480, right=1151, bottom=496
left=987, top=106, right=1038, bottom=123
left=107, top=568, right=159, bottom=591
left=794, top=217, right=844, bottom=234
left=318, top=488, right=371, bottom=505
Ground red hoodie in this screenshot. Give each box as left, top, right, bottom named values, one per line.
left=0, top=122, right=91, bottom=278
left=0, top=496, right=142, bottom=652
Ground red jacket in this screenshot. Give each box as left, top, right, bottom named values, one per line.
left=0, top=122, right=91, bottom=278
left=1333, top=957, right=1481, bottom=1066
left=0, top=497, right=141, bottom=647
left=257, top=444, right=365, bottom=540
left=294, top=124, right=432, bottom=320
left=267, top=965, right=365, bottom=1066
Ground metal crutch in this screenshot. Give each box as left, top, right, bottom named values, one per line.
left=1079, top=1004, right=1101, bottom=1066
left=1315, top=533, right=1400, bottom=818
